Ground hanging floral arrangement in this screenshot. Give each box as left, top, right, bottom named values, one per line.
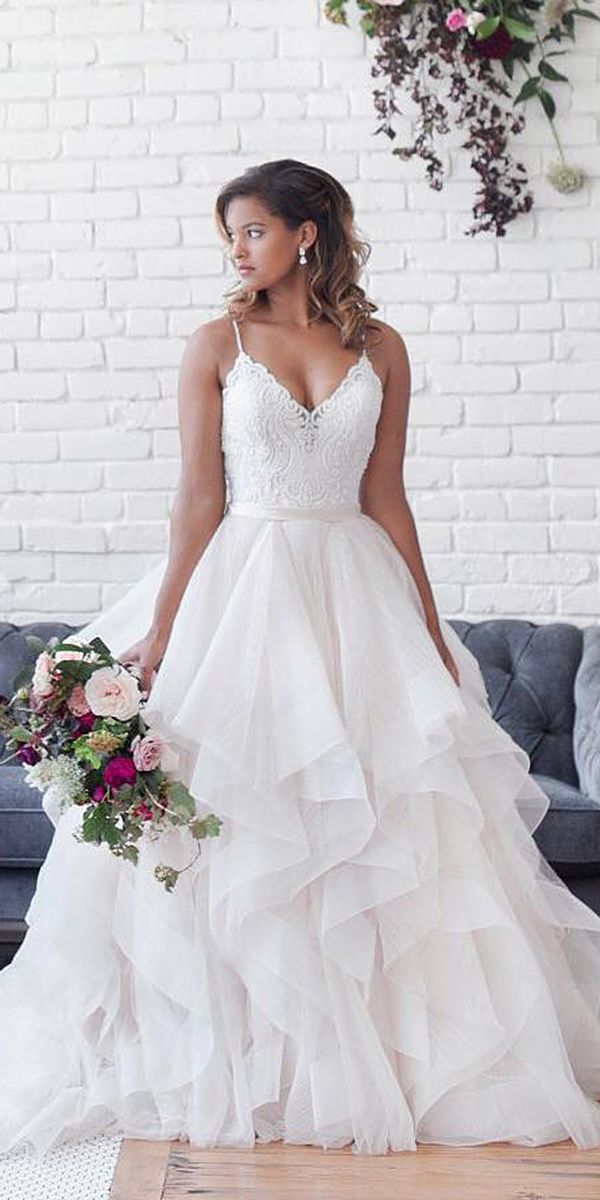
left=324, top=0, right=597, bottom=236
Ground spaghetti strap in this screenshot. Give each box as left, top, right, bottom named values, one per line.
left=231, top=317, right=243, bottom=353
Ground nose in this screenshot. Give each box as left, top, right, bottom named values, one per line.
left=229, top=233, right=245, bottom=259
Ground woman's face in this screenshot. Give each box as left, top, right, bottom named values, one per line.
left=222, top=195, right=314, bottom=291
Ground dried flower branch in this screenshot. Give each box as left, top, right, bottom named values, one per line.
left=324, top=0, right=597, bottom=235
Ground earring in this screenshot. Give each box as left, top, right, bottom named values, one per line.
left=299, top=245, right=307, bottom=266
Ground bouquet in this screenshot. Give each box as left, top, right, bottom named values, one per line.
left=0, top=633, right=222, bottom=892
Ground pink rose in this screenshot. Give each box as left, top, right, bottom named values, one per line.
left=132, top=727, right=180, bottom=775
left=66, top=682, right=91, bottom=717
left=92, top=784, right=107, bottom=803
left=31, top=651, right=55, bottom=698
left=103, top=755, right=137, bottom=791
left=84, top=665, right=141, bottom=722
left=156, top=731, right=179, bottom=774
left=131, top=732, right=162, bottom=772
left=446, top=7, right=467, bottom=30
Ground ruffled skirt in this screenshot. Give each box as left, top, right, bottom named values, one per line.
left=2, top=503, right=600, bottom=1158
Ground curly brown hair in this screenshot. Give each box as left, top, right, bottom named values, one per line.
left=214, top=159, right=381, bottom=351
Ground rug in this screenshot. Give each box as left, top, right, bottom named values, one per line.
left=0, top=1134, right=123, bottom=1199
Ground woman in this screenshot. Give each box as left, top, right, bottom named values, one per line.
left=2, top=158, right=600, bottom=1159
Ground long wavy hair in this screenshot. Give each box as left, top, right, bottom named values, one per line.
left=214, top=159, right=381, bottom=351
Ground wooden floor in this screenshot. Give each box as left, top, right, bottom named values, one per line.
left=110, top=1137, right=600, bottom=1199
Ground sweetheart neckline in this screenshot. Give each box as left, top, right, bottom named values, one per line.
left=222, top=347, right=382, bottom=416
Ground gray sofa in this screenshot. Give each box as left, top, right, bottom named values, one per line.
left=1, top=617, right=599, bottom=968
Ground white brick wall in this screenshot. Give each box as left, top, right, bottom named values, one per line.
left=1, top=0, right=599, bottom=624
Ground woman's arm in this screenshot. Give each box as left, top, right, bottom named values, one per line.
left=121, top=321, right=226, bottom=691
left=360, top=324, right=439, bottom=630
left=359, top=323, right=460, bottom=685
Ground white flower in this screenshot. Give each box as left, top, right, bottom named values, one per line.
left=545, top=158, right=584, bottom=193
left=26, top=754, right=85, bottom=816
left=24, top=756, right=55, bottom=791
left=84, top=664, right=141, bottom=722
left=542, top=0, right=570, bottom=27
left=466, top=10, right=487, bottom=33
left=26, top=750, right=84, bottom=827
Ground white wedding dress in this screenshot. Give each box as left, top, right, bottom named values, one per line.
left=2, top=316, right=600, bottom=1159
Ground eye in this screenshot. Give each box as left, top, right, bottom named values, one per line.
left=225, top=228, right=263, bottom=240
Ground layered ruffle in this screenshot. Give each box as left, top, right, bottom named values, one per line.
left=2, top=509, right=600, bottom=1158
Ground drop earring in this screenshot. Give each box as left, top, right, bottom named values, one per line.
left=298, top=245, right=307, bottom=266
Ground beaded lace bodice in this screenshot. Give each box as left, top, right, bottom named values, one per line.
left=221, top=319, right=384, bottom=509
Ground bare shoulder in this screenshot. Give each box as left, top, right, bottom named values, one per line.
left=365, top=318, right=410, bottom=391
left=183, top=315, right=234, bottom=370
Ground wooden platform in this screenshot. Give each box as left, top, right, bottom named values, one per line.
left=110, top=1137, right=600, bottom=1200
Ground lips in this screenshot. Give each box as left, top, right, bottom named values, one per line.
left=237, top=266, right=254, bottom=274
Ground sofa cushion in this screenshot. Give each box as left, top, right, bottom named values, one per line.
left=0, top=764, right=54, bottom=866
left=532, top=772, right=600, bottom=876
left=0, top=867, right=39, bottom=921
left=573, top=625, right=600, bottom=804
left=449, top=619, right=582, bottom=788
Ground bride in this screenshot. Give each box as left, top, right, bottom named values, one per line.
left=2, top=157, right=600, bottom=1159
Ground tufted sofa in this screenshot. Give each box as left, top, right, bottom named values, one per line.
left=1, top=617, right=599, bottom=968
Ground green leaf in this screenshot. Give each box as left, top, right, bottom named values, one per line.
left=8, top=725, right=32, bottom=743
left=189, top=814, right=223, bottom=840
left=12, top=666, right=34, bottom=691
left=514, top=77, right=540, bottom=104
left=539, top=61, right=569, bottom=82
left=114, top=783, right=134, bottom=802
left=539, top=89, right=557, bottom=119
left=89, top=636, right=113, bottom=658
left=166, top=780, right=195, bottom=819
left=25, top=635, right=48, bottom=656
left=81, top=802, right=118, bottom=845
left=121, top=843, right=139, bottom=865
left=52, top=660, right=91, bottom=682
left=502, top=16, right=537, bottom=41
left=474, top=15, right=500, bottom=38
left=73, top=739, right=102, bottom=769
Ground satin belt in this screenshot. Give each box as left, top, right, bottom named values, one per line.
left=227, top=501, right=361, bottom=522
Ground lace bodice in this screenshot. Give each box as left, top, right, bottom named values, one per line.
left=221, top=318, right=384, bottom=509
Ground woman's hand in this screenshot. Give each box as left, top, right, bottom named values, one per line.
left=120, top=630, right=169, bottom=698
left=427, top=621, right=460, bottom=687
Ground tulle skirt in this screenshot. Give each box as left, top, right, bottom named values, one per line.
left=2, top=502, right=600, bottom=1158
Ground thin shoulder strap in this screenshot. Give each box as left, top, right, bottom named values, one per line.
left=231, top=316, right=243, bottom=353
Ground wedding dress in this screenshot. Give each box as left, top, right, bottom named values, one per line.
left=2, top=315, right=600, bottom=1159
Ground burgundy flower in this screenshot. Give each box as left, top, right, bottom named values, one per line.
left=92, top=785, right=107, bottom=804
left=76, top=711, right=96, bottom=734
left=103, top=755, right=137, bottom=791
left=17, top=744, right=41, bottom=766
left=469, top=26, right=513, bottom=59
left=134, top=803, right=154, bottom=822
